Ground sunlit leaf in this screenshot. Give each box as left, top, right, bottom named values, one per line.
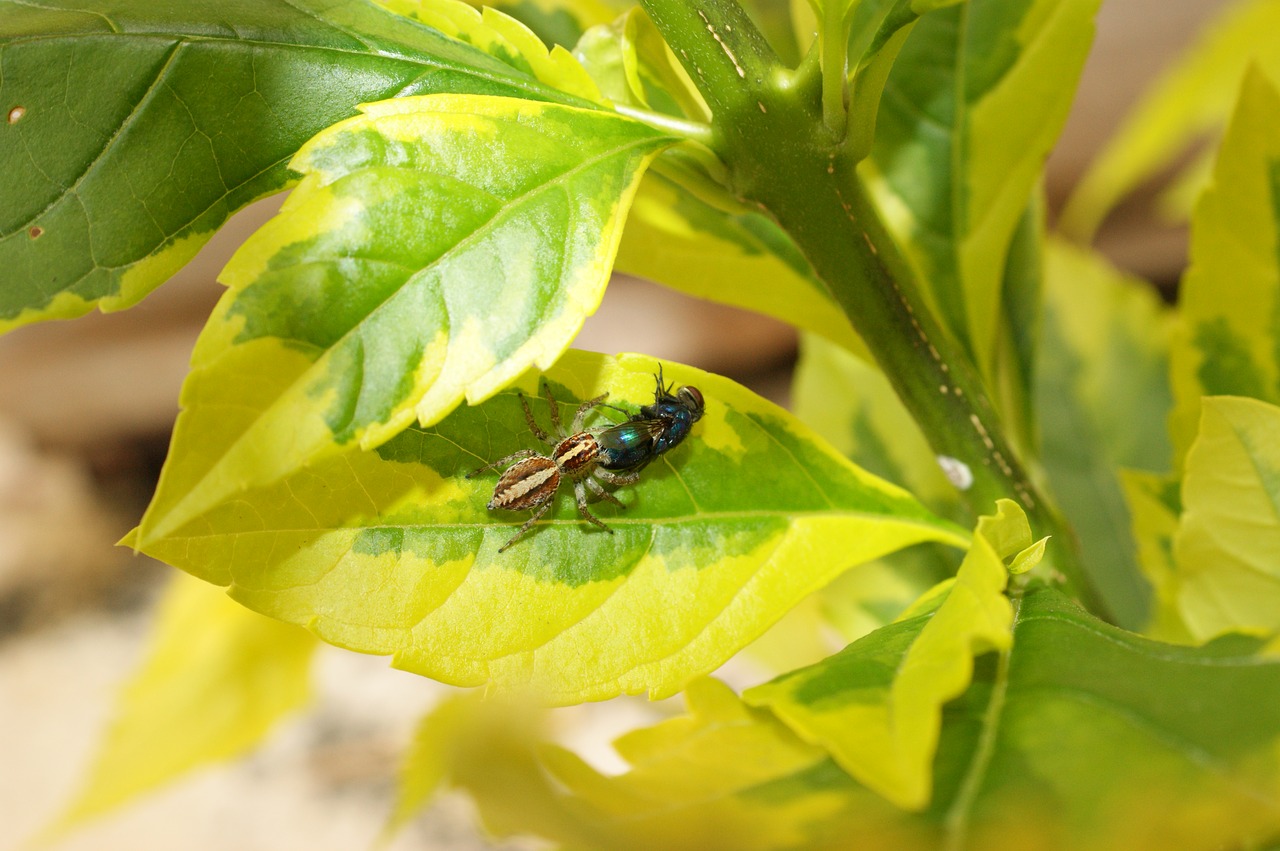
left=465, top=0, right=625, bottom=50
left=790, top=333, right=962, bottom=639
left=383, top=690, right=546, bottom=839
left=375, top=0, right=603, bottom=101
left=616, top=175, right=862, bottom=353
left=0, top=0, right=577, bottom=334
left=1060, top=0, right=1280, bottom=237
left=437, top=589, right=1280, bottom=850
left=816, top=550, right=958, bottom=642
left=134, top=94, right=673, bottom=545
left=1035, top=239, right=1173, bottom=629
left=1169, top=67, right=1280, bottom=464
left=133, top=351, right=968, bottom=705
left=792, top=333, right=957, bottom=512
left=574, top=7, right=709, bottom=120
left=841, top=0, right=965, bottom=158
left=459, top=678, right=898, bottom=850
left=1120, top=470, right=1193, bottom=642
left=54, top=573, right=316, bottom=830
left=990, top=198, right=1043, bottom=453
left=743, top=499, right=1021, bottom=810
left=1172, top=396, right=1280, bottom=641
left=868, top=0, right=1099, bottom=381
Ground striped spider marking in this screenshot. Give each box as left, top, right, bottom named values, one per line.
left=466, top=381, right=642, bottom=552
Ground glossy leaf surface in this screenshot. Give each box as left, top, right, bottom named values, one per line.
left=792, top=333, right=958, bottom=512
left=134, top=351, right=967, bottom=704
left=790, top=333, right=963, bottom=627
left=435, top=589, right=1280, bottom=850
left=1172, top=396, right=1280, bottom=640
left=471, top=0, right=623, bottom=50
left=573, top=7, right=708, bottom=121
left=841, top=0, right=964, bottom=158
left=615, top=175, right=862, bottom=353
left=0, top=0, right=574, bottom=333
left=1060, top=0, right=1280, bottom=237
left=1169, top=68, right=1280, bottom=463
left=744, top=500, right=1027, bottom=810
left=1119, top=469, right=1189, bottom=641
left=376, top=0, right=603, bottom=101
left=869, top=0, right=1099, bottom=378
left=55, top=574, right=316, bottom=829
left=134, top=94, right=672, bottom=545
left=1035, top=239, right=1173, bottom=629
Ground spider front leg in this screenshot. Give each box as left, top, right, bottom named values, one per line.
left=466, top=448, right=540, bottom=478
left=516, top=391, right=556, bottom=446
left=573, top=479, right=613, bottom=532
left=540, top=380, right=610, bottom=437
left=538, top=381, right=570, bottom=440
left=498, top=501, right=553, bottom=553
left=571, top=393, right=610, bottom=433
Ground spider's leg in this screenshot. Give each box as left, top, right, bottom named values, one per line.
left=498, top=501, right=552, bottom=553
left=593, top=467, right=642, bottom=486
left=585, top=476, right=625, bottom=508
left=573, top=480, right=613, bottom=532
left=572, top=393, right=610, bottom=433
left=600, top=402, right=632, bottom=419
left=467, top=448, right=540, bottom=478
left=539, top=381, right=570, bottom=440
left=518, top=391, right=554, bottom=446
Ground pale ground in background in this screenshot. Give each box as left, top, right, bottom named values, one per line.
left=0, top=1, right=1230, bottom=848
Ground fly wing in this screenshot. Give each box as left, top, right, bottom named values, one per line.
left=595, top=419, right=665, bottom=470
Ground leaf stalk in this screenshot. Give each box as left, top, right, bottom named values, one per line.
left=612, top=104, right=714, bottom=146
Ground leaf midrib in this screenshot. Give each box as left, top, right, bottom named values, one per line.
left=940, top=597, right=1280, bottom=848
left=152, top=507, right=963, bottom=540
left=941, top=592, right=1013, bottom=851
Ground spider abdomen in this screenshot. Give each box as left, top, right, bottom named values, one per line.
left=489, top=457, right=561, bottom=511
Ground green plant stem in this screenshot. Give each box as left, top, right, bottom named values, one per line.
left=752, top=142, right=1104, bottom=618
left=820, top=1, right=847, bottom=138
left=637, top=0, right=781, bottom=120
left=638, top=0, right=1111, bottom=620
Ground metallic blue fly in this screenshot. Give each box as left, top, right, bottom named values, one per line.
left=596, top=366, right=705, bottom=473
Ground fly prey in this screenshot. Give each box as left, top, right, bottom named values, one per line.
left=467, top=370, right=705, bottom=552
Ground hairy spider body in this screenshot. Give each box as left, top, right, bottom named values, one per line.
left=467, top=382, right=641, bottom=552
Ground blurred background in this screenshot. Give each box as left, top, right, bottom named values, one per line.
left=0, top=0, right=1236, bottom=847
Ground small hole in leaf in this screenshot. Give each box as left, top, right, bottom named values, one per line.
left=29, top=226, right=43, bottom=239
left=7, top=106, right=25, bottom=124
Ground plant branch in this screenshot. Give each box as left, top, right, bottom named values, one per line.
left=716, top=94, right=1105, bottom=617
left=787, top=170, right=1102, bottom=613
left=637, top=0, right=781, bottom=119
left=638, top=0, right=1108, bottom=618
left=815, top=192, right=1098, bottom=611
